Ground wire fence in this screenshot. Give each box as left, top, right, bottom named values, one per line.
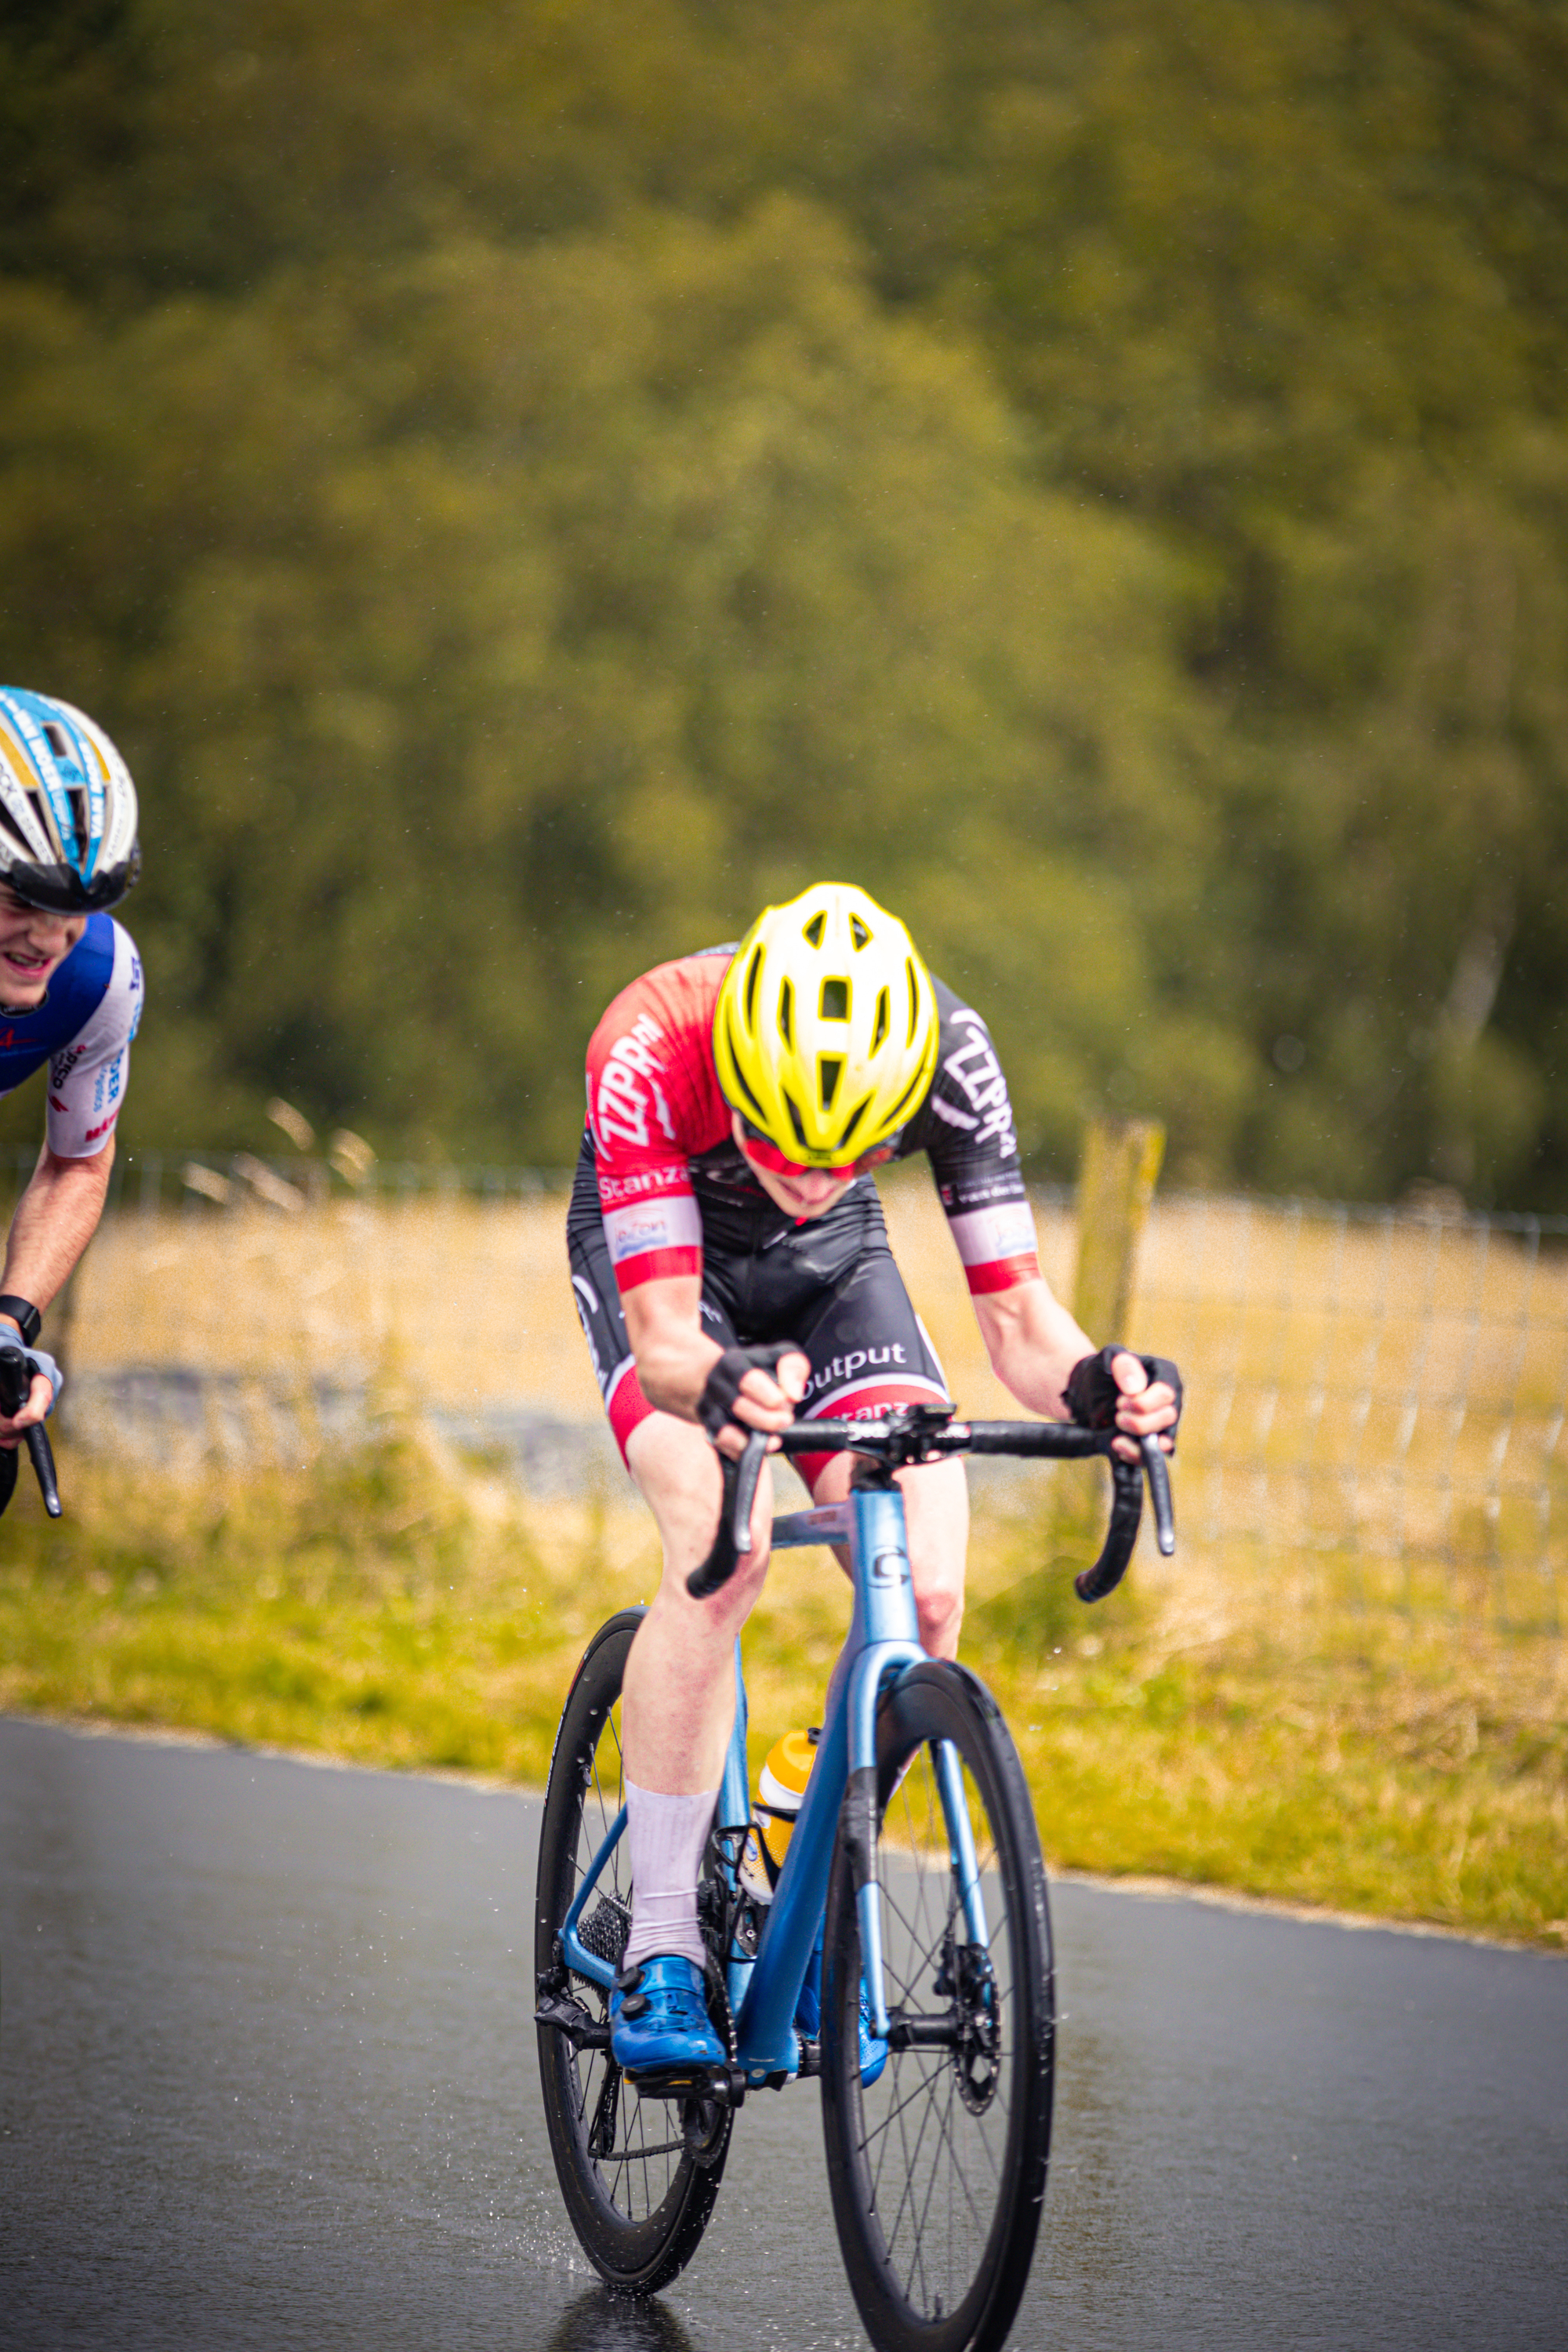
left=1132, top=1194, right=1568, bottom=1639
left=11, top=1151, right=1566, bottom=1638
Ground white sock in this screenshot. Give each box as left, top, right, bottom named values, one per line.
left=622, top=1779, right=717, bottom=1972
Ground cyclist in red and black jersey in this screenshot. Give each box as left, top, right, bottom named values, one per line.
left=567, top=883, right=1180, bottom=2074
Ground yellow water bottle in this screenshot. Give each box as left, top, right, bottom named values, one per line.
left=739, top=1728, right=817, bottom=1904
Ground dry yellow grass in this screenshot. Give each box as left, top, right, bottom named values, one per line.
left=62, top=1171, right=1568, bottom=1629
left=74, top=1185, right=602, bottom=1410
left=3, top=1167, right=1556, bottom=1946
left=0, top=1420, right=1561, bottom=1944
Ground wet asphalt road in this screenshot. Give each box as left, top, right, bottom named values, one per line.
left=1, top=1716, right=1564, bottom=2352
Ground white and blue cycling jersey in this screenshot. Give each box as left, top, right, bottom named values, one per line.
left=0, top=913, right=143, bottom=1156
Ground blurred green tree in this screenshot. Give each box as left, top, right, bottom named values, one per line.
left=0, top=205, right=1225, bottom=1164
left=2, top=0, right=1566, bottom=1201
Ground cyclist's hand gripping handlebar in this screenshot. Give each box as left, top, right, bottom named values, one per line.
left=0, top=1345, right=62, bottom=1519
left=684, top=1342, right=804, bottom=1599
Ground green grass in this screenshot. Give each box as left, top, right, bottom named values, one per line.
left=2, top=1430, right=1563, bottom=1948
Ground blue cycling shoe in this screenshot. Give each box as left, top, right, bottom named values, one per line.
left=796, top=1936, right=889, bottom=2088
left=610, top=1955, right=724, bottom=2077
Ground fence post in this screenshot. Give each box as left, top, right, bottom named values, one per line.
left=1071, top=1116, right=1166, bottom=1341
left=1049, top=1115, right=1167, bottom=1577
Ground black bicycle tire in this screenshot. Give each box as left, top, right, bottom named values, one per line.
left=534, top=1607, right=732, bottom=2293
left=820, top=1660, right=1054, bottom=2352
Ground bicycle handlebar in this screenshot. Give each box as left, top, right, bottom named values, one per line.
left=0, top=1345, right=62, bottom=1519
left=684, top=1410, right=1174, bottom=1604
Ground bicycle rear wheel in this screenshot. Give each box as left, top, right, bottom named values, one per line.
left=820, top=1660, right=1054, bottom=2352
left=534, top=1608, right=732, bottom=2295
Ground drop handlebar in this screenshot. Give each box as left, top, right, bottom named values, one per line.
left=685, top=1408, right=1174, bottom=1602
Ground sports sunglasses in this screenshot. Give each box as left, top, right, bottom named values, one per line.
left=735, top=1115, right=898, bottom=1183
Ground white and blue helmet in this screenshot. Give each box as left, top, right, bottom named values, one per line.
left=0, top=688, right=140, bottom=912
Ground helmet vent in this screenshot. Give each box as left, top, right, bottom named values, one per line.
left=819, top=977, right=848, bottom=1022
left=0, top=688, right=139, bottom=910
left=818, top=1056, right=843, bottom=1110
left=779, top=978, right=794, bottom=1048
left=785, top=1091, right=809, bottom=1150
left=803, top=912, right=826, bottom=949
left=850, top=914, right=870, bottom=950
left=871, top=988, right=889, bottom=1053
left=723, top=1008, right=769, bottom=1120
left=838, top=1098, right=868, bottom=1148
left=906, top=960, right=920, bottom=1044
left=744, top=945, right=763, bottom=1029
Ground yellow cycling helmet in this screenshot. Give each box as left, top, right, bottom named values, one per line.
left=713, top=883, right=939, bottom=1165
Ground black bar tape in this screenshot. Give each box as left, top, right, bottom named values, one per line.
left=686, top=1432, right=768, bottom=1599
left=1074, top=1452, right=1145, bottom=1602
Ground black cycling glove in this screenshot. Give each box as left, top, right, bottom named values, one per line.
left=0, top=1342, right=62, bottom=1418
left=696, top=1341, right=803, bottom=1443
left=1065, top=1344, right=1182, bottom=1446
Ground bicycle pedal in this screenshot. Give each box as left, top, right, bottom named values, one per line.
left=626, top=2060, right=744, bottom=2107
left=534, top=1987, right=610, bottom=2050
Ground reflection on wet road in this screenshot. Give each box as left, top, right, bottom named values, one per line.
left=2, top=1717, right=1563, bottom=2350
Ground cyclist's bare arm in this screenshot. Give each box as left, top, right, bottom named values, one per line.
left=972, top=1276, right=1178, bottom=1461
left=622, top=1275, right=808, bottom=1457
left=0, top=1138, right=114, bottom=1439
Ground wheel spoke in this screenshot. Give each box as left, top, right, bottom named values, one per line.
left=858, top=2058, right=955, bottom=2152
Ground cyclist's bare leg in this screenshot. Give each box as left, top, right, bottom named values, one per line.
left=620, top=1411, right=775, bottom=1791
left=811, top=1452, right=968, bottom=1660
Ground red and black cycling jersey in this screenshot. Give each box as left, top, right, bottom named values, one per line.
left=580, top=948, right=1040, bottom=1299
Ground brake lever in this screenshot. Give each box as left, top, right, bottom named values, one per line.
left=1142, top=1434, right=1175, bottom=1556
left=685, top=1429, right=768, bottom=1599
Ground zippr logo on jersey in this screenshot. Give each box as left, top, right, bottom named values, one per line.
left=942, top=1014, right=1018, bottom=1157
left=593, top=1013, right=676, bottom=1152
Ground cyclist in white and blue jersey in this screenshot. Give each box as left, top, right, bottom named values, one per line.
left=0, top=688, right=143, bottom=1475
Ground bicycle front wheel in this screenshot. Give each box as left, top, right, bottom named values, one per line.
left=534, top=1608, right=731, bottom=2296
left=821, top=1660, right=1054, bottom=2352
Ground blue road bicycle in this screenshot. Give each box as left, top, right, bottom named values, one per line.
left=535, top=1405, right=1174, bottom=2352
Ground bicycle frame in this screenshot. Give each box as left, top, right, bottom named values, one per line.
left=558, top=1471, right=983, bottom=2090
